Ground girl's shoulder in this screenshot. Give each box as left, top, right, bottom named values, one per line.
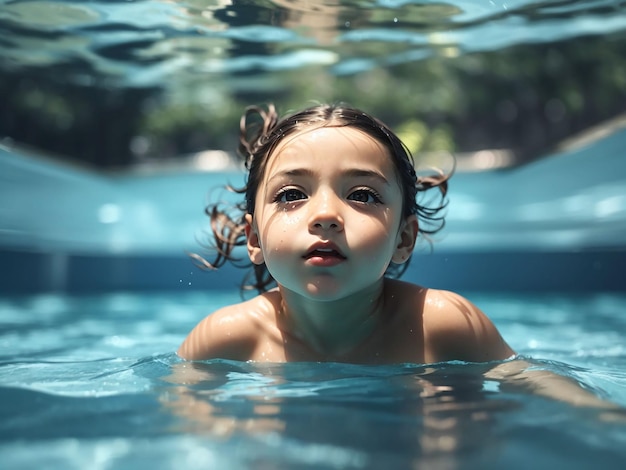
left=385, top=279, right=481, bottom=318
left=177, top=291, right=281, bottom=361
left=386, top=281, right=481, bottom=327
left=212, top=290, right=281, bottom=327
left=389, top=281, right=513, bottom=362
left=420, top=287, right=489, bottom=339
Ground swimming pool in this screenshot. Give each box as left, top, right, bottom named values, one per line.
left=2, top=0, right=626, bottom=468
left=1, top=290, right=625, bottom=469
left=1, top=134, right=624, bottom=468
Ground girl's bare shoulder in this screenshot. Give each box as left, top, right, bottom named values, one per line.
left=401, top=284, right=513, bottom=362
left=385, top=281, right=483, bottom=328
left=177, top=291, right=281, bottom=361
left=209, top=291, right=281, bottom=330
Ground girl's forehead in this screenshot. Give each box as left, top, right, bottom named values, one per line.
left=266, top=125, right=391, bottom=172
left=276, top=124, right=383, bottom=149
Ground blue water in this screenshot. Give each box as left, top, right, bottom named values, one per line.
left=2, top=0, right=626, bottom=468
left=1, top=290, right=625, bottom=469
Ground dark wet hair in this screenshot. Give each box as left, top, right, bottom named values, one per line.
left=191, top=103, right=451, bottom=294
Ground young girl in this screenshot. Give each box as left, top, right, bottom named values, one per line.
left=178, top=103, right=515, bottom=364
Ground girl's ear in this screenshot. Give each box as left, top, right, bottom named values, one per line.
left=245, top=214, right=265, bottom=265
left=392, top=215, right=418, bottom=264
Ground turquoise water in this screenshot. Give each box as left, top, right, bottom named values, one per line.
left=1, top=290, right=625, bottom=469
left=1, top=0, right=626, bottom=468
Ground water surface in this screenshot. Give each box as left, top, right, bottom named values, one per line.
left=0, top=290, right=624, bottom=469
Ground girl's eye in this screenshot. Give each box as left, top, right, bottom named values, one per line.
left=348, top=189, right=382, bottom=204
left=275, top=188, right=307, bottom=203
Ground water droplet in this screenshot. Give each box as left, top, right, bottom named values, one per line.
left=393, top=17, right=398, bottom=23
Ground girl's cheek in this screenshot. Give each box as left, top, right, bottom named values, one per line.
left=282, top=214, right=302, bottom=227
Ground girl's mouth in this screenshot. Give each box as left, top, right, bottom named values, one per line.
left=303, top=246, right=346, bottom=267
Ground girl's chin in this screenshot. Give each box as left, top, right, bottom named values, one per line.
left=303, top=283, right=344, bottom=300
left=276, top=280, right=343, bottom=300
left=283, top=281, right=378, bottom=302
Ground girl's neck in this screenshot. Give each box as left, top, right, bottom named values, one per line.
left=276, top=280, right=387, bottom=358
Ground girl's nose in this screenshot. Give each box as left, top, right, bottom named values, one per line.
left=308, top=193, right=344, bottom=232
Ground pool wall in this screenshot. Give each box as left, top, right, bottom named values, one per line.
left=1, top=128, right=625, bottom=294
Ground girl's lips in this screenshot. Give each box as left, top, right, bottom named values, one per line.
left=303, top=243, right=346, bottom=259
left=304, top=251, right=346, bottom=267
left=303, top=244, right=346, bottom=267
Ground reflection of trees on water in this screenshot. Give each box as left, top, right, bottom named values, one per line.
left=0, top=0, right=625, bottom=169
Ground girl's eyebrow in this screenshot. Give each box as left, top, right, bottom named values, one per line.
left=343, top=169, right=390, bottom=186
left=268, top=168, right=390, bottom=186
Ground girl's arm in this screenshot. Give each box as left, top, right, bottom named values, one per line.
left=486, top=359, right=625, bottom=417
left=427, top=290, right=624, bottom=416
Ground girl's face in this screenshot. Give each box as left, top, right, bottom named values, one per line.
left=245, top=125, right=417, bottom=300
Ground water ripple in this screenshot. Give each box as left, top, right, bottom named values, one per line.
left=1, top=0, right=624, bottom=87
